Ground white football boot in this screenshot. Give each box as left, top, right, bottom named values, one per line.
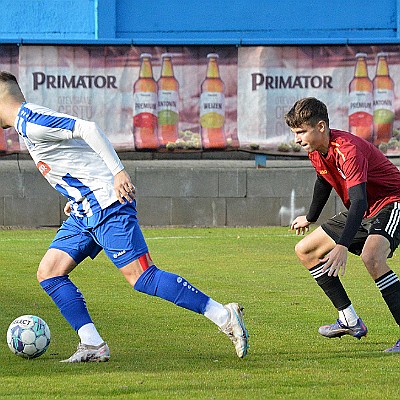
left=60, top=342, right=110, bottom=363
left=220, top=303, right=249, bottom=358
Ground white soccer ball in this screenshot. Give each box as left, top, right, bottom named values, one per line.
left=7, top=315, right=51, bottom=359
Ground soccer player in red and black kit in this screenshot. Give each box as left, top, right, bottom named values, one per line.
left=285, top=97, right=400, bottom=352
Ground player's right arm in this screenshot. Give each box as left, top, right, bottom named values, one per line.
left=291, top=215, right=311, bottom=235
left=291, top=175, right=332, bottom=235
left=64, top=202, right=71, bottom=216
left=72, top=119, right=135, bottom=204
left=306, top=175, right=332, bottom=222
left=72, top=119, right=124, bottom=176
left=113, top=169, right=136, bottom=204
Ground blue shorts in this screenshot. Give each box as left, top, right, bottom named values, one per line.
left=49, top=201, right=148, bottom=268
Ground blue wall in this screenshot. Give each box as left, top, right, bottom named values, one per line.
left=0, top=0, right=399, bottom=44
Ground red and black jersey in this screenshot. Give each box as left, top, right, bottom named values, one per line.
left=309, top=129, right=400, bottom=218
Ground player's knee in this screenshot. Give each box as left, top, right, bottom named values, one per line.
left=36, top=267, right=47, bottom=283
left=36, top=259, right=64, bottom=282
left=36, top=257, right=49, bottom=282
left=361, top=246, right=383, bottom=266
left=294, top=240, right=309, bottom=261
left=120, top=259, right=147, bottom=286
left=37, top=264, right=55, bottom=283
left=295, top=240, right=322, bottom=268
left=36, top=269, right=41, bottom=283
left=361, top=249, right=384, bottom=278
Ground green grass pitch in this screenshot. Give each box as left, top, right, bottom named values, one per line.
left=1, top=226, right=400, bottom=399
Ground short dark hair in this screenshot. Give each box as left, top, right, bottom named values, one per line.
left=0, top=71, right=18, bottom=84
left=285, top=97, right=329, bottom=128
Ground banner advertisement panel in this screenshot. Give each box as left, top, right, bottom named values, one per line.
left=2, top=45, right=238, bottom=154
left=1, top=44, right=400, bottom=156
left=0, top=45, right=20, bottom=154
left=238, top=45, right=400, bottom=156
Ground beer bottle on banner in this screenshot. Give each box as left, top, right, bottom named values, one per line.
left=0, top=128, right=6, bottom=152
left=133, top=53, right=159, bottom=150
left=373, top=52, right=395, bottom=145
left=157, top=53, right=179, bottom=146
left=200, top=53, right=227, bottom=149
left=348, top=52, right=373, bottom=141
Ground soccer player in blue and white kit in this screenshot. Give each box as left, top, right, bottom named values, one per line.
left=0, top=71, right=249, bottom=362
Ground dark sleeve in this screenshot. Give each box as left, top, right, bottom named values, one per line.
left=337, top=182, right=368, bottom=248
left=306, top=175, right=333, bottom=223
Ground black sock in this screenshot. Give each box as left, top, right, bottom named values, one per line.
left=376, top=270, right=400, bottom=326
left=309, top=262, right=351, bottom=310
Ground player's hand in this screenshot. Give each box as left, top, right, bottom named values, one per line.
left=64, top=202, right=71, bottom=216
left=290, top=215, right=310, bottom=235
left=114, top=169, right=136, bottom=204
left=320, top=244, right=348, bottom=277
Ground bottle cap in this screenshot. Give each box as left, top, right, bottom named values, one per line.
left=355, top=52, right=368, bottom=58
left=376, top=52, right=388, bottom=58
left=140, top=53, right=152, bottom=59
left=161, top=53, right=173, bottom=58
left=207, top=53, right=219, bottom=59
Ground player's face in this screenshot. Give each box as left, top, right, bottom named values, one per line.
left=291, top=121, right=328, bottom=153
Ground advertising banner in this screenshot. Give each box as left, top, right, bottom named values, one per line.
left=0, top=45, right=20, bottom=154
left=1, top=45, right=238, bottom=154
left=237, top=45, right=400, bottom=156
left=1, top=44, right=400, bottom=156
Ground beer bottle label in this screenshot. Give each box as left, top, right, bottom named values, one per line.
left=0, top=127, right=6, bottom=151
left=349, top=91, right=373, bottom=126
left=133, top=92, right=157, bottom=117
left=133, top=92, right=157, bottom=128
left=200, top=92, right=225, bottom=128
left=158, top=90, right=179, bottom=125
left=373, top=89, right=395, bottom=124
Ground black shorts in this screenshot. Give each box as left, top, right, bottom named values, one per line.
left=321, top=202, right=400, bottom=257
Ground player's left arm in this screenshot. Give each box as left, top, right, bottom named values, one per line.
left=321, top=145, right=369, bottom=276
left=321, top=182, right=368, bottom=276
left=337, top=182, right=368, bottom=248
left=72, top=119, right=135, bottom=204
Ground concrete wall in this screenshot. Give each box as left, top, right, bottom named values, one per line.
left=0, top=158, right=343, bottom=228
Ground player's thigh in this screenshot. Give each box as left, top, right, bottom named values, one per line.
left=39, top=217, right=102, bottom=281
left=295, top=226, right=336, bottom=267
left=361, top=203, right=399, bottom=278
left=366, top=202, right=400, bottom=259
left=93, top=202, right=149, bottom=269
left=37, top=248, right=78, bottom=281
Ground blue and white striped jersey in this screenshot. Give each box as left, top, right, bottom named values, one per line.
left=14, top=102, right=124, bottom=217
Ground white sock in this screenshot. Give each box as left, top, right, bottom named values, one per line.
left=339, top=304, right=359, bottom=327
left=204, top=299, right=229, bottom=327
left=77, top=323, right=104, bottom=346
